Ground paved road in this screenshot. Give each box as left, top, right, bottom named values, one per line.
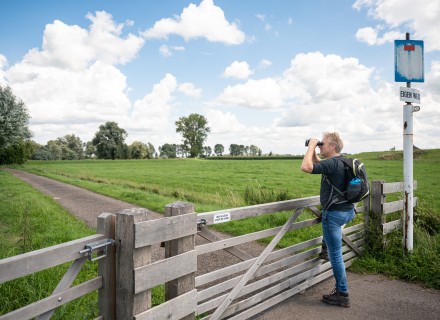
left=4, top=168, right=440, bottom=320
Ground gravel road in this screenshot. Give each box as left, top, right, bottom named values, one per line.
left=3, top=168, right=440, bottom=320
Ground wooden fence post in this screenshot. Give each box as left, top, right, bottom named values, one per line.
left=116, top=208, right=152, bottom=320
left=362, top=188, right=371, bottom=246
left=164, top=202, right=196, bottom=320
left=97, top=212, right=116, bottom=320
left=370, top=180, right=385, bottom=249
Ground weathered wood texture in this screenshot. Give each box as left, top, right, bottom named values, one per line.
left=163, top=202, right=197, bottom=320
left=196, top=196, right=320, bottom=225
left=135, top=289, right=197, bottom=320
left=97, top=212, right=116, bottom=320
left=371, top=180, right=418, bottom=237
left=197, top=231, right=363, bottom=318
left=0, top=233, right=105, bottom=284
left=115, top=208, right=152, bottom=320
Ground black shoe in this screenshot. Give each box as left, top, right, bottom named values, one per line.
left=319, top=248, right=329, bottom=260
left=323, top=288, right=350, bottom=308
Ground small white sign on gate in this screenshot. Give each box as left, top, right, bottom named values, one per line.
left=213, top=212, right=231, bottom=224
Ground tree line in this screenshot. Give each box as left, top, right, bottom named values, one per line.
left=1, top=86, right=264, bottom=164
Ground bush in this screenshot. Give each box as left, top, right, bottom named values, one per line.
left=0, top=139, right=32, bottom=165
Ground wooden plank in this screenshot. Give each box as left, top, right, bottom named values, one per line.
left=199, top=249, right=359, bottom=319
left=308, top=206, right=322, bottom=218
left=197, top=258, right=324, bottom=315
left=342, top=234, right=362, bottom=256
left=164, top=202, right=196, bottom=320
left=195, top=236, right=322, bottom=287
left=0, top=277, right=102, bottom=320
left=196, top=196, right=320, bottom=225
left=135, top=289, right=197, bottom=320
left=97, top=212, right=116, bottom=320
left=383, top=220, right=401, bottom=234
left=135, top=251, right=197, bottom=293
left=197, top=227, right=253, bottom=261
left=224, top=248, right=360, bottom=320
left=135, top=213, right=197, bottom=248
left=196, top=226, right=361, bottom=288
left=37, top=257, right=88, bottom=320
left=0, top=234, right=105, bottom=284
left=343, top=222, right=364, bottom=234
left=197, top=240, right=363, bottom=314
left=197, top=249, right=320, bottom=305
left=383, top=200, right=404, bottom=214
left=220, top=262, right=332, bottom=318
left=226, top=259, right=357, bottom=320
left=383, top=197, right=418, bottom=215
left=196, top=217, right=316, bottom=256
left=383, top=180, right=417, bottom=194
left=208, top=208, right=302, bottom=320
left=116, top=208, right=152, bottom=319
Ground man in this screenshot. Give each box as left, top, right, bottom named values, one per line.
left=300, top=132, right=354, bottom=308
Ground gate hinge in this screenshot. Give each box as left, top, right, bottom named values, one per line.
left=79, top=238, right=115, bottom=261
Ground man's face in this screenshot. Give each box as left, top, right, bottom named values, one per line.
left=318, top=136, right=333, bottom=157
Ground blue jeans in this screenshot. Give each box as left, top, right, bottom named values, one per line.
left=321, top=209, right=355, bottom=294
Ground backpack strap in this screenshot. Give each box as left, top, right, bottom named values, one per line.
left=322, top=175, right=348, bottom=211
left=322, top=157, right=350, bottom=210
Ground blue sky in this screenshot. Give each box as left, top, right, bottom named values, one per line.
left=1, top=0, right=439, bottom=155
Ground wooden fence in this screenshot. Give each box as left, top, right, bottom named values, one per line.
left=370, top=180, right=417, bottom=239
left=0, top=180, right=416, bottom=319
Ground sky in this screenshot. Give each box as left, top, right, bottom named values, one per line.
left=1, top=0, right=439, bottom=155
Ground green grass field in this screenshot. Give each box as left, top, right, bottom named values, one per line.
left=1, top=149, right=439, bottom=317
left=9, top=148, right=440, bottom=215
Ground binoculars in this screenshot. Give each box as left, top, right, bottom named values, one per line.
left=305, top=139, right=324, bottom=147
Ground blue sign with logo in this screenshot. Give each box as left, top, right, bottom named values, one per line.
left=394, top=40, right=424, bottom=82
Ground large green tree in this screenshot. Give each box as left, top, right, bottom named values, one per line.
left=175, top=113, right=210, bottom=158
left=0, top=86, right=32, bottom=164
left=214, top=144, right=224, bottom=156
left=92, top=121, right=128, bottom=160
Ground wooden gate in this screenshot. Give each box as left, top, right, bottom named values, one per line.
left=1, top=180, right=418, bottom=319
left=7, top=181, right=417, bottom=320
left=121, top=196, right=367, bottom=320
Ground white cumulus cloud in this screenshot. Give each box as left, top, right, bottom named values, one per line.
left=130, top=73, right=177, bottom=132
left=353, top=0, right=440, bottom=51
left=141, top=0, right=245, bottom=45
left=216, top=78, right=283, bottom=109
left=223, top=61, right=253, bottom=79
left=178, top=82, right=202, bottom=98
left=3, top=11, right=144, bottom=143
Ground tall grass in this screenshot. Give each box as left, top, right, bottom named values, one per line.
left=0, top=170, right=98, bottom=318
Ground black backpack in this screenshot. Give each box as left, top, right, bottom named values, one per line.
left=323, top=157, right=369, bottom=209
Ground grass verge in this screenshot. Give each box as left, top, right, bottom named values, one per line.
left=0, top=170, right=97, bottom=318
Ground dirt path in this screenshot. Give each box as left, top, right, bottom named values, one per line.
left=3, top=168, right=440, bottom=320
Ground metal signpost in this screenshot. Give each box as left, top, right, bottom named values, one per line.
left=394, top=33, right=424, bottom=253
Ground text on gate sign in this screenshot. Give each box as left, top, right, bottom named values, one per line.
left=399, top=87, right=421, bottom=104
left=213, top=212, right=231, bottom=224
